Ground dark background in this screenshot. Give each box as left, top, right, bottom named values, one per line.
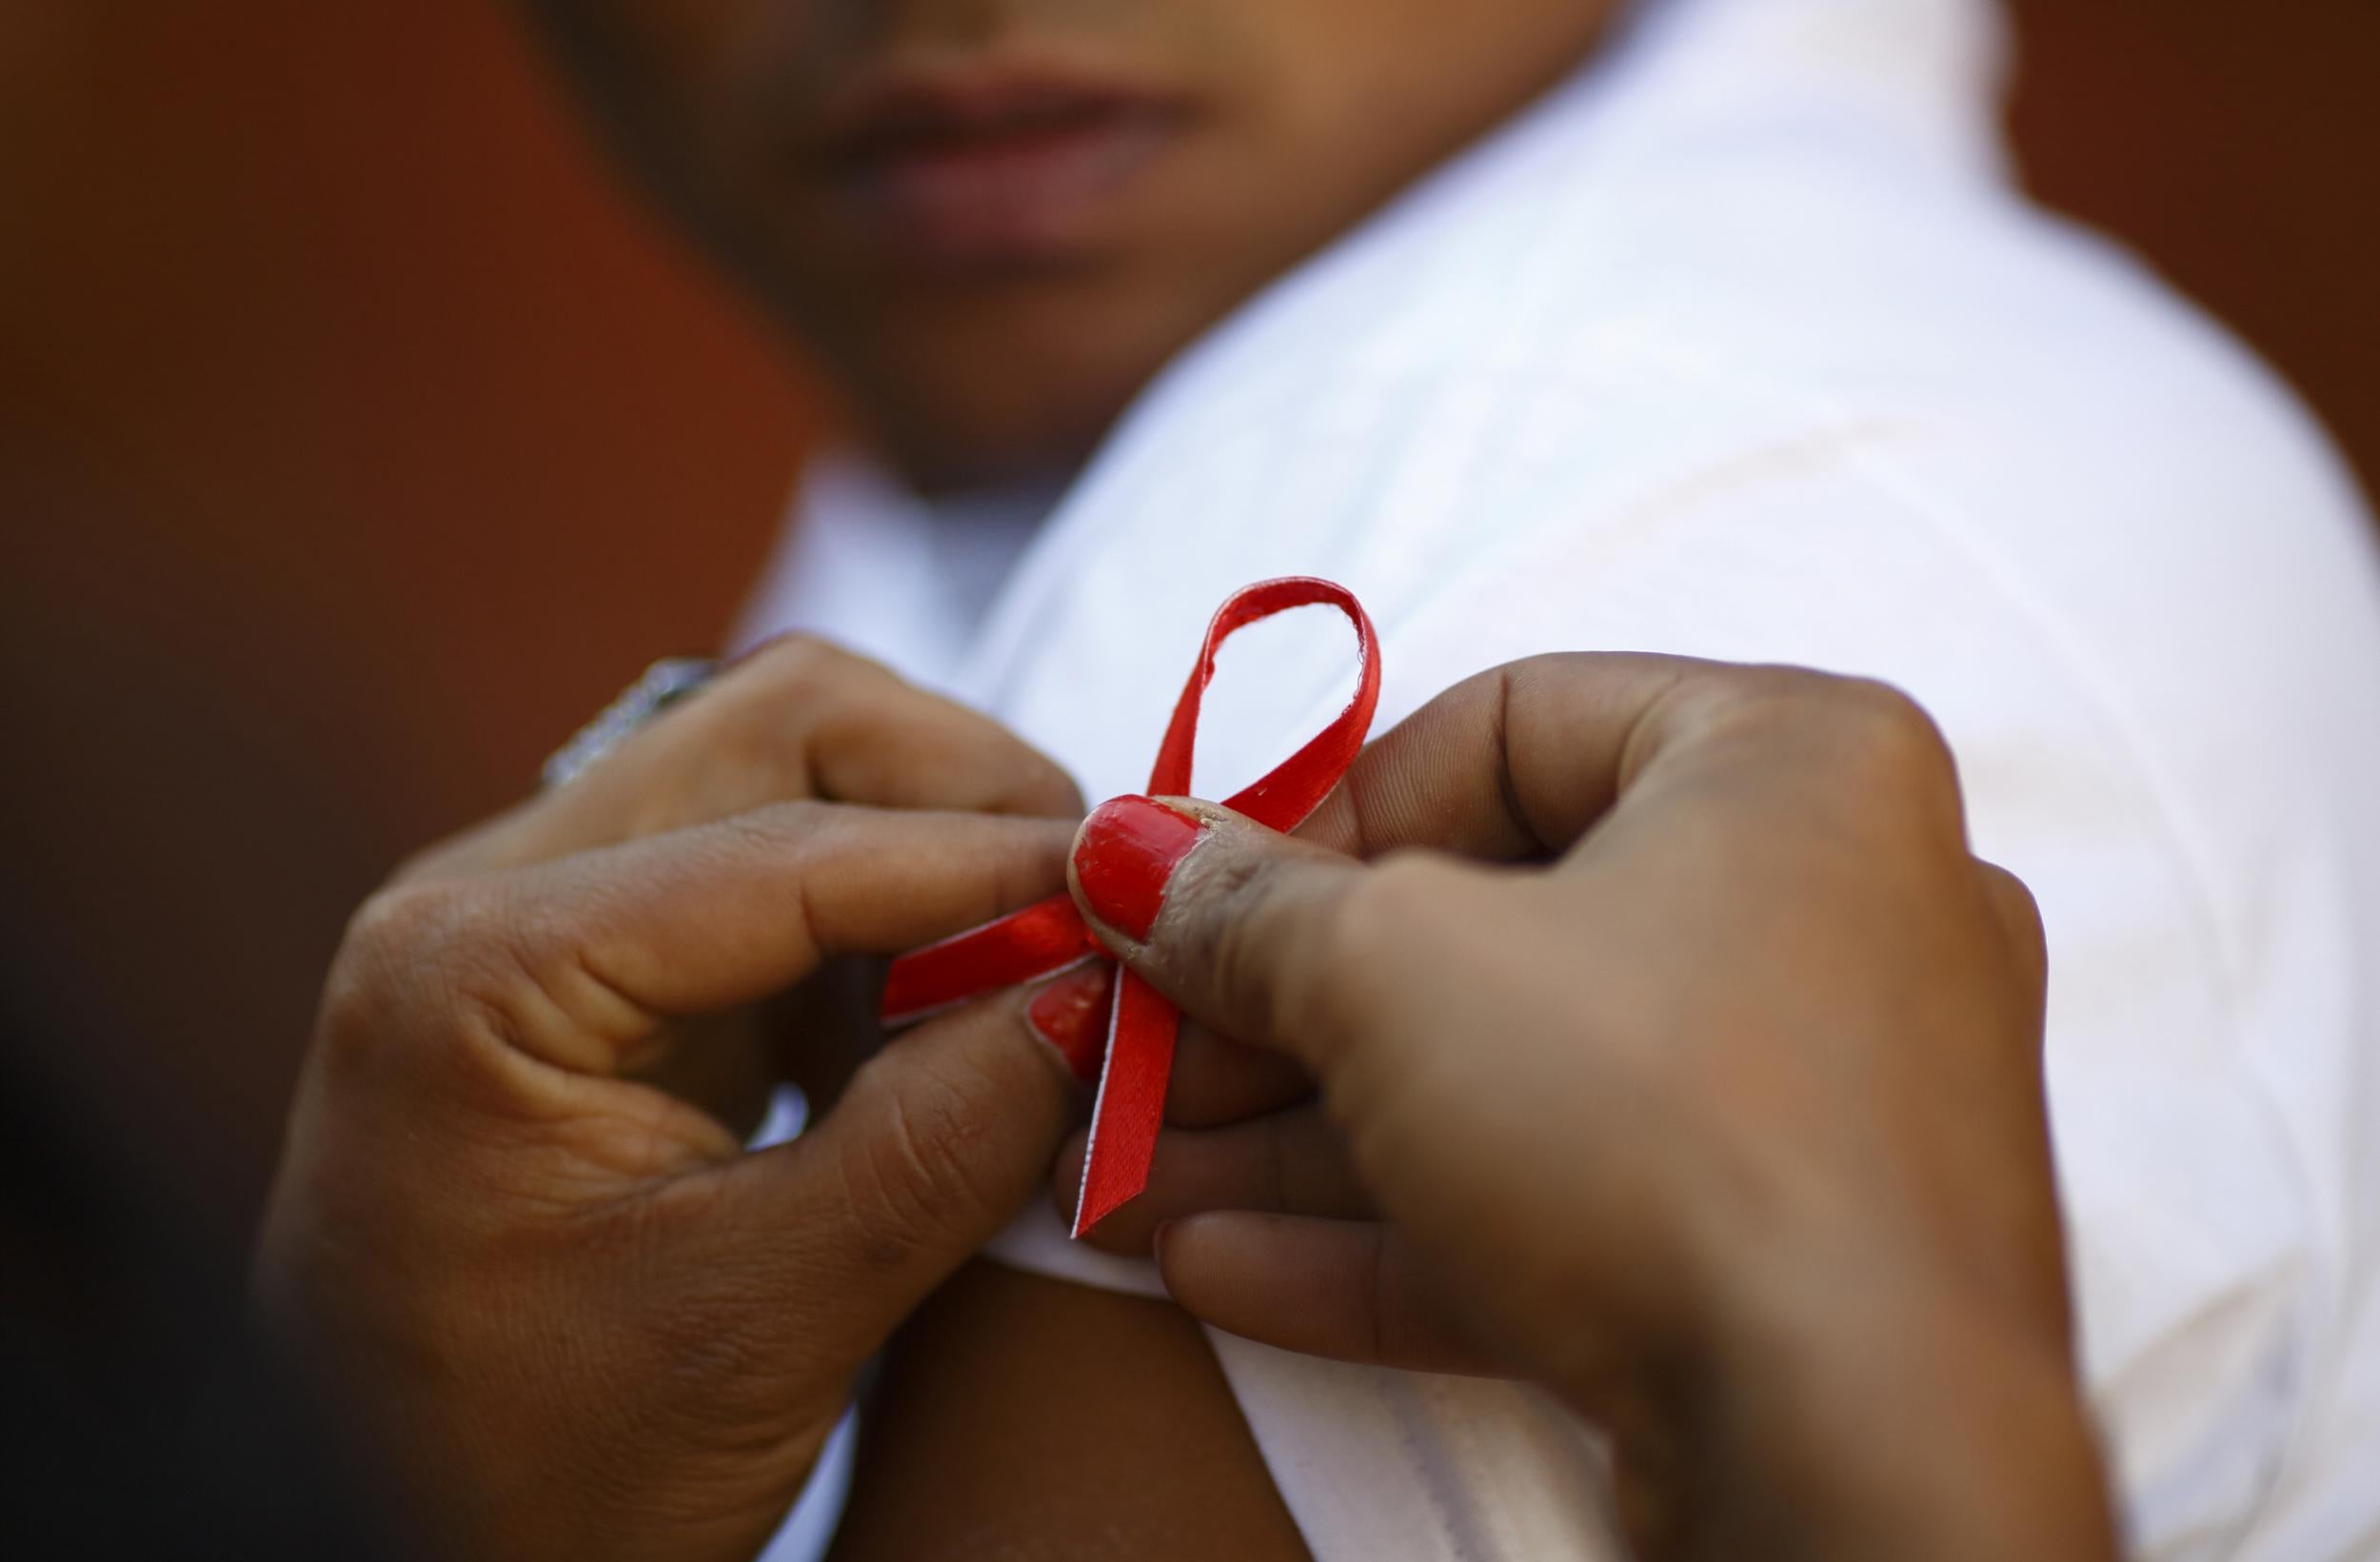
left=4, top=0, right=2375, bottom=1248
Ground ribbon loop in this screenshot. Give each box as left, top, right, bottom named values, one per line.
left=879, top=577, right=1381, bottom=1236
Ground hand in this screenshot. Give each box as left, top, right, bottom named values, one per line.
left=1061, top=655, right=2118, bottom=1562
left=255, top=663, right=1106, bottom=1562
left=408, top=634, right=1082, bottom=880
left=400, top=634, right=1084, bottom=1130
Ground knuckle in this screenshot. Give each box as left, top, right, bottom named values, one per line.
left=738, top=632, right=890, bottom=705
left=321, top=882, right=472, bottom=1040
left=1975, top=860, right=2051, bottom=1000
left=1822, top=682, right=1966, bottom=837
left=1813, top=676, right=1954, bottom=774
left=318, top=878, right=549, bottom=1097
left=1977, top=861, right=2046, bottom=937
left=342, top=879, right=467, bottom=963
left=1825, top=676, right=1954, bottom=764
left=700, top=639, right=885, bottom=804
left=384, top=831, right=474, bottom=887
left=1720, top=668, right=1960, bottom=809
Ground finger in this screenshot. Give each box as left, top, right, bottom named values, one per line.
left=1157, top=1213, right=1497, bottom=1377
left=1056, top=1106, right=1376, bottom=1256
left=1021, top=961, right=1116, bottom=1087
left=1165, top=1018, right=1314, bottom=1127
left=1294, top=652, right=1710, bottom=860
left=1067, top=796, right=1382, bottom=1069
left=367, top=803, right=1073, bottom=1075
left=1974, top=860, right=2050, bottom=1021
left=406, top=638, right=1081, bottom=881
left=668, top=635, right=1084, bottom=818
left=1068, top=796, right=1479, bottom=1075
left=713, top=977, right=1080, bottom=1365
left=1295, top=656, right=1966, bottom=879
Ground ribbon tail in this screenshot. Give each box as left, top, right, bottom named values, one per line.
left=880, top=892, right=1103, bottom=1028
left=1071, top=968, right=1179, bottom=1237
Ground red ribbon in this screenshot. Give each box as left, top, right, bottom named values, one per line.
left=879, top=577, right=1383, bottom=1236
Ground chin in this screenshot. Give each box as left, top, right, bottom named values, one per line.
left=869, top=396, right=1118, bottom=494
left=863, top=340, right=1171, bottom=492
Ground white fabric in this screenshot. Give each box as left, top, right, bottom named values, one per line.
left=738, top=0, right=2380, bottom=1555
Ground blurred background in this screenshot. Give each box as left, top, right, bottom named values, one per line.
left=4, top=0, right=2375, bottom=1250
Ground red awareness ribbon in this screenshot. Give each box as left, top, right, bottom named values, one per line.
left=878, top=577, right=1382, bottom=1237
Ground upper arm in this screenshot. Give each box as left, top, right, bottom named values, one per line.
left=828, top=1258, right=1311, bottom=1562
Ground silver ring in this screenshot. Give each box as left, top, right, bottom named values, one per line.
left=540, top=657, right=720, bottom=789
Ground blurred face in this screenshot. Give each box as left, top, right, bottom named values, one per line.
left=536, top=0, right=1616, bottom=488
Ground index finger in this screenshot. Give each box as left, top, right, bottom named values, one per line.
left=1298, top=654, right=1968, bottom=871
left=363, top=801, right=1074, bottom=1073
left=1295, top=653, right=1706, bottom=860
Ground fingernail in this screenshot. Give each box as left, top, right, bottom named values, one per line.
left=1026, top=964, right=1115, bottom=1084
left=1074, top=796, right=1204, bottom=940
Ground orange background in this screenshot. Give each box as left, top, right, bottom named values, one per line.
left=4, top=0, right=2375, bottom=1239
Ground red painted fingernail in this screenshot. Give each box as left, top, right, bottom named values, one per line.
left=1073, top=796, right=1204, bottom=940
left=1026, top=964, right=1116, bottom=1084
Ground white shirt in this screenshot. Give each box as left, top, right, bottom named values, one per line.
left=740, top=0, right=2380, bottom=1554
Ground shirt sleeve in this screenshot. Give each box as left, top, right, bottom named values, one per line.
left=1330, top=436, right=2332, bottom=1559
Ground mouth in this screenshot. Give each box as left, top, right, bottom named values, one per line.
left=818, top=60, right=1193, bottom=270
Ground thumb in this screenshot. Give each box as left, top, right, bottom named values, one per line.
left=1067, top=795, right=1388, bottom=1073
left=708, top=973, right=1090, bottom=1364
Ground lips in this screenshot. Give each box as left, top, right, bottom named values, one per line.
left=820, top=65, right=1189, bottom=268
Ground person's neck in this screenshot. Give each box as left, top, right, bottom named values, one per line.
left=872, top=434, right=1084, bottom=511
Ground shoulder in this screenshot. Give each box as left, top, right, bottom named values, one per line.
left=1035, top=144, right=2380, bottom=1553
left=1069, top=106, right=2380, bottom=778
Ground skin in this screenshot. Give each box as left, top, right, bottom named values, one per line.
left=828, top=1261, right=1305, bottom=1559
left=259, top=640, right=2120, bottom=1559
left=266, top=10, right=2117, bottom=1552
left=1068, top=655, right=2121, bottom=1561
left=394, top=633, right=1084, bottom=1130
left=263, top=632, right=1316, bottom=1558
left=501, top=7, right=1627, bottom=1550
left=253, top=642, right=1104, bottom=1561
left=523, top=0, right=1622, bottom=489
